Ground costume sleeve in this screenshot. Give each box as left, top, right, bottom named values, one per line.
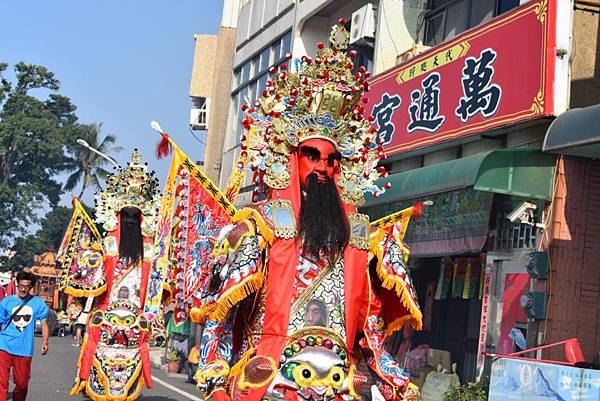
left=359, top=290, right=420, bottom=401
left=190, top=219, right=263, bottom=324
left=195, top=311, right=236, bottom=398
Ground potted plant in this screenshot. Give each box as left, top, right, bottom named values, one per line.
left=166, top=348, right=181, bottom=373
left=444, top=382, right=488, bottom=401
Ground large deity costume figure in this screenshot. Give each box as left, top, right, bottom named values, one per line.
left=190, top=23, right=423, bottom=401
left=57, top=150, right=161, bottom=401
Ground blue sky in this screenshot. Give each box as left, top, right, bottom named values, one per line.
left=1, top=0, right=223, bottom=205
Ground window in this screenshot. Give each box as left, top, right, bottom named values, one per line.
left=497, top=0, right=521, bottom=14
left=259, top=47, right=271, bottom=73
left=280, top=31, right=292, bottom=59
left=234, top=68, right=242, bottom=87
left=271, top=42, right=281, bottom=63
left=240, top=61, right=251, bottom=85
left=256, top=73, right=268, bottom=97
left=230, top=31, right=293, bottom=148
left=424, top=0, right=523, bottom=46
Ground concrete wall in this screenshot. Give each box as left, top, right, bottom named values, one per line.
left=203, top=27, right=238, bottom=183
left=374, top=0, right=428, bottom=74
left=570, top=4, right=600, bottom=108
left=189, top=35, right=218, bottom=98
left=294, top=0, right=369, bottom=59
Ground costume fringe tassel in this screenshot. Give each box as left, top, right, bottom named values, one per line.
left=211, top=271, right=265, bottom=322
left=189, top=270, right=265, bottom=324
left=229, top=348, right=255, bottom=377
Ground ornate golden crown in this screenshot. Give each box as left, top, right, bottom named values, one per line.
left=240, top=21, right=387, bottom=206
left=95, top=150, right=161, bottom=236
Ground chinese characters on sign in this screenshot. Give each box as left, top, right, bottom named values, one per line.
left=456, top=49, right=502, bottom=122
left=372, top=93, right=401, bottom=146
left=408, top=72, right=445, bottom=133
left=367, top=0, right=556, bottom=156
left=373, top=49, right=502, bottom=137
left=476, top=258, right=494, bottom=381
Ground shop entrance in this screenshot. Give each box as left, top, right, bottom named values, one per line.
left=400, top=256, right=483, bottom=384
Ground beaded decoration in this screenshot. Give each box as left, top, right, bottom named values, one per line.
left=238, top=19, right=390, bottom=206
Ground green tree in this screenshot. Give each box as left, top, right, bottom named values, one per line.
left=2, top=205, right=73, bottom=271
left=0, top=62, right=80, bottom=247
left=63, top=123, right=123, bottom=198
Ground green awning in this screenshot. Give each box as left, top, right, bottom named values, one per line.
left=543, top=104, right=600, bottom=159
left=368, top=149, right=556, bottom=206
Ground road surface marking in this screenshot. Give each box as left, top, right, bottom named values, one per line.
left=151, top=375, right=202, bottom=401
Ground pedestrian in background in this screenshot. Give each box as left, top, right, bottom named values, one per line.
left=0, top=271, right=49, bottom=401
left=5, top=272, right=17, bottom=297
left=72, top=308, right=88, bottom=347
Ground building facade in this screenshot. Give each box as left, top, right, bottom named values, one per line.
left=364, top=0, right=600, bottom=386
left=189, top=0, right=240, bottom=183
left=191, top=0, right=600, bottom=386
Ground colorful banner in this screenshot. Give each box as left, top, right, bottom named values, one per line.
left=57, top=197, right=101, bottom=266
left=143, top=149, right=181, bottom=320
left=144, top=137, right=236, bottom=324
left=367, top=0, right=557, bottom=156
left=57, top=197, right=101, bottom=284
left=451, top=259, right=467, bottom=298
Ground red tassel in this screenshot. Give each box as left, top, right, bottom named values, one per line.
left=156, top=132, right=172, bottom=160
left=413, top=201, right=424, bottom=219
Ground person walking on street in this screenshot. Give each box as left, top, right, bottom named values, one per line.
left=0, top=271, right=49, bottom=401
left=72, top=307, right=88, bottom=346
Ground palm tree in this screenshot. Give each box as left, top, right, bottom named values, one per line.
left=64, top=123, right=124, bottom=198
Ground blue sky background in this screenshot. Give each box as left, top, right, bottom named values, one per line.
left=1, top=0, right=224, bottom=206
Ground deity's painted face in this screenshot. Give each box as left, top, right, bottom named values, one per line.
left=297, top=138, right=340, bottom=187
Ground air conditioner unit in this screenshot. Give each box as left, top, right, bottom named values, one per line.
left=350, top=3, right=376, bottom=45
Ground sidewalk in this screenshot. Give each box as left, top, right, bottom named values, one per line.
left=149, top=346, right=200, bottom=397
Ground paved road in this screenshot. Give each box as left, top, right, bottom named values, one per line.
left=20, top=334, right=202, bottom=401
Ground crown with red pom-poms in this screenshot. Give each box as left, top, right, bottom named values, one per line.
left=237, top=18, right=389, bottom=206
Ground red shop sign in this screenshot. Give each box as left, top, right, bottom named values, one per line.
left=367, top=0, right=557, bottom=157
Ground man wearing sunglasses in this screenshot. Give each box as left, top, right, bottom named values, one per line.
left=0, top=271, right=48, bottom=401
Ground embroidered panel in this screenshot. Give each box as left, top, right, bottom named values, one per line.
left=288, top=257, right=346, bottom=339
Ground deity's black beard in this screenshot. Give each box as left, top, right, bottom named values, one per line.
left=119, top=207, right=143, bottom=263
left=299, top=174, right=349, bottom=259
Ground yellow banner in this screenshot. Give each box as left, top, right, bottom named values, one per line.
left=144, top=148, right=182, bottom=319
left=173, top=143, right=238, bottom=218
left=396, top=41, right=470, bottom=84
left=370, top=205, right=416, bottom=241
left=57, top=197, right=100, bottom=266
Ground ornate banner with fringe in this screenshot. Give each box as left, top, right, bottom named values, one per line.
left=57, top=197, right=104, bottom=297
left=145, top=136, right=235, bottom=325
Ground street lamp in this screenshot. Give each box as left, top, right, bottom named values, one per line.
left=76, top=139, right=120, bottom=170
